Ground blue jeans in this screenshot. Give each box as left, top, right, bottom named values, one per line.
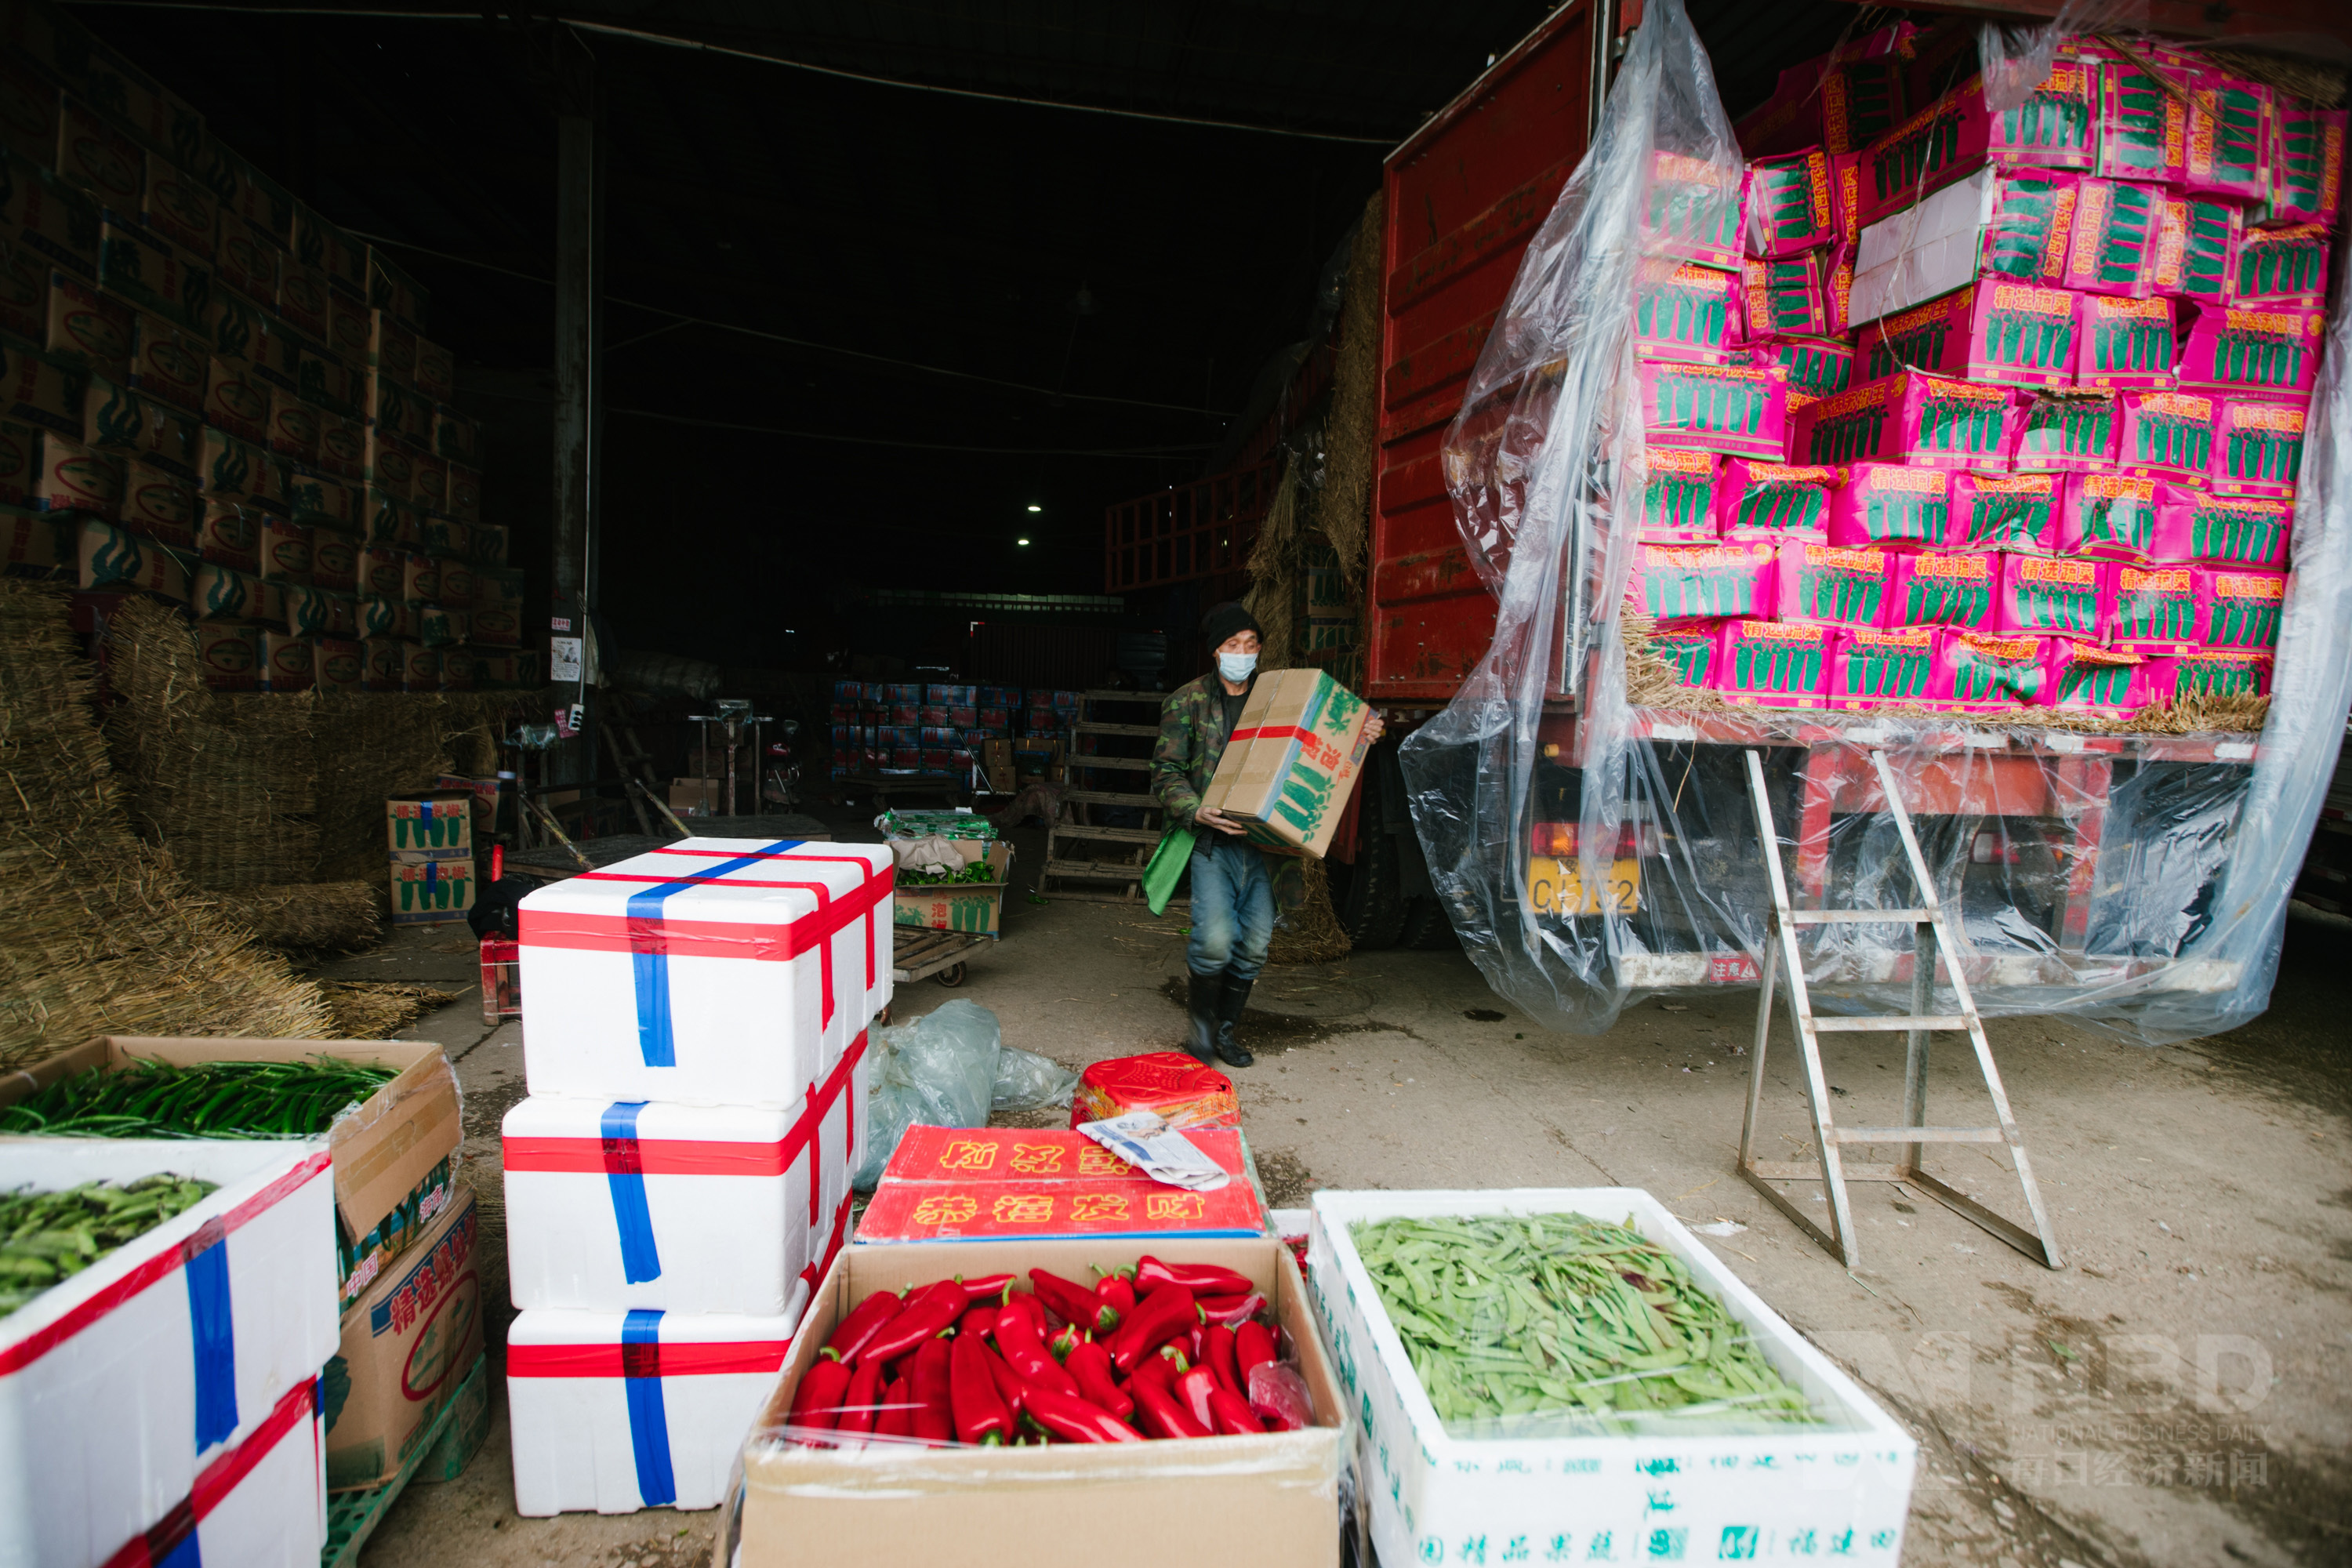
left=1187, top=834, right=1275, bottom=982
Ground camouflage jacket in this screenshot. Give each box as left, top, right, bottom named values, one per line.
left=1150, top=673, right=1306, bottom=911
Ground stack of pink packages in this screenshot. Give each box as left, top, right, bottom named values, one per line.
left=1630, top=27, right=2329, bottom=717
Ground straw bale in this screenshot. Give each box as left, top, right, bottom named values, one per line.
left=1269, top=857, right=1353, bottom=965
left=2196, top=46, right=2346, bottom=109
left=0, top=581, right=336, bottom=1069
left=1318, top=191, right=1384, bottom=590
left=316, top=981, right=459, bottom=1039
left=101, top=597, right=318, bottom=888
left=1243, top=462, right=1302, bottom=673
left=241, top=881, right=384, bottom=953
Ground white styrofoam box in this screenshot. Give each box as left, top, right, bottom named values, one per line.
left=503, top=1094, right=818, bottom=1315
left=517, top=837, right=892, bottom=1107
left=805, top=1026, right=871, bottom=1287
left=0, top=1138, right=339, bottom=1568
left=1850, top=163, right=1998, bottom=328
left=1307, top=1189, right=1918, bottom=1568
left=506, top=1306, right=801, bottom=1515
left=96, top=1376, right=328, bottom=1568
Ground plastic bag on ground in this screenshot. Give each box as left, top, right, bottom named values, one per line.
left=993, top=1043, right=1080, bottom=1112
left=850, top=1000, right=1000, bottom=1190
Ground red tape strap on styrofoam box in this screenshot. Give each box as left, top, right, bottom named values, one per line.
left=0, top=1139, right=336, bottom=1567
left=517, top=838, right=892, bottom=1108
left=506, top=1307, right=800, bottom=1517
left=99, top=1375, right=326, bottom=1568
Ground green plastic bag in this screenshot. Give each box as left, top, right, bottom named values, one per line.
left=1142, top=826, right=1196, bottom=915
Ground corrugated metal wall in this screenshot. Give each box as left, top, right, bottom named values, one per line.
left=964, top=623, right=1123, bottom=691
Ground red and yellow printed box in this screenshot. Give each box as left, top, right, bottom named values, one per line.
left=854, top=1125, right=1265, bottom=1243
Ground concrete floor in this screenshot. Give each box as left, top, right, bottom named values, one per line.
left=342, top=815, right=2351, bottom=1568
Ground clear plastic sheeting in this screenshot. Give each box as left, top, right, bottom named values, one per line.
left=1399, top=0, right=2352, bottom=1044
left=1978, top=0, right=2146, bottom=116
left=848, top=1000, right=1076, bottom=1189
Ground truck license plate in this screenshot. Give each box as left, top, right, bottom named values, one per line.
left=1524, top=855, right=1641, bottom=916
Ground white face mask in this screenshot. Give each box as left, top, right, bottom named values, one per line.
left=1218, top=651, right=1258, bottom=683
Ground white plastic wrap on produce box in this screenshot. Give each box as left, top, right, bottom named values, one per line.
left=506, top=1306, right=802, bottom=1516
left=1307, top=1190, right=1918, bottom=1568
left=517, top=838, right=892, bottom=1106
left=0, top=1139, right=339, bottom=1568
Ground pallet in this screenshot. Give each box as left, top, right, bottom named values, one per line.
left=321, top=1350, right=490, bottom=1568
left=894, top=925, right=993, bottom=987
left=1040, top=691, right=1167, bottom=903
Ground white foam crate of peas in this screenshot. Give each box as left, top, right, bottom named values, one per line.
left=1306, top=1189, right=1916, bottom=1566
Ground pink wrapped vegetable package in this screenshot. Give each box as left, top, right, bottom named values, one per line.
left=1775, top=541, right=1889, bottom=628
left=1952, top=470, right=2061, bottom=551
left=1996, top=551, right=2105, bottom=637
left=1827, top=463, right=1951, bottom=547
left=2061, top=177, right=2164, bottom=294
left=2095, top=56, right=2189, bottom=187
left=1641, top=149, right=1745, bottom=269
left=2182, top=74, right=2274, bottom=205
left=1639, top=359, right=1788, bottom=457
left=2149, top=193, right=2238, bottom=303
left=2180, top=303, right=2324, bottom=396
left=2038, top=639, right=2150, bottom=717
left=1760, top=333, right=1857, bottom=397
left=1647, top=623, right=1721, bottom=695
left=2074, top=293, right=2179, bottom=390
left=1634, top=260, right=1741, bottom=365
left=1832, top=623, right=1935, bottom=706
left=1933, top=629, right=2047, bottom=710
left=1745, top=147, right=1838, bottom=257
left=2212, top=397, right=2307, bottom=496
left=1639, top=448, right=1723, bottom=541
left=2265, top=105, right=2344, bottom=227
left=2204, top=568, right=2285, bottom=651
left=2013, top=390, right=2118, bottom=469
left=2142, top=647, right=2272, bottom=702
left=1629, top=542, right=1774, bottom=622
left=1717, top=459, right=1838, bottom=542
left=1719, top=619, right=1833, bottom=706
left=2060, top=471, right=2161, bottom=560
left=2234, top=224, right=2328, bottom=305
left=2177, top=489, right=2290, bottom=568
left=1794, top=369, right=2012, bottom=468
left=1886, top=548, right=1997, bottom=629
left=2118, top=388, right=2220, bottom=477
left=2106, top=564, right=2202, bottom=653
left=1740, top=253, right=1828, bottom=338
left=1988, top=53, right=2101, bottom=169
left=1853, top=282, right=2075, bottom=390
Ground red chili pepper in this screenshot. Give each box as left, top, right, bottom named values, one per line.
left=957, top=1305, right=1000, bottom=1341
left=1235, top=1321, right=1276, bottom=1381
left=1046, top=1321, right=1087, bottom=1364
left=994, top=1303, right=1083, bottom=1399
left=822, top=1288, right=905, bottom=1364
left=834, top=1356, right=884, bottom=1441
left=1202, top=1323, right=1242, bottom=1396
left=1022, top=1387, right=1143, bottom=1443
left=786, top=1355, right=854, bottom=1438
left=1029, top=1269, right=1120, bottom=1334
left=857, top=1279, right=964, bottom=1366
left=1095, top=1273, right=1137, bottom=1319
left=959, top=1272, right=1014, bottom=1305
left=910, top=1336, right=956, bottom=1443
left=1174, top=1365, right=1220, bottom=1433
left=1207, top=1384, right=1267, bottom=1436
left=982, top=1339, right=1029, bottom=1421
left=1131, top=1343, right=1189, bottom=1394
left=1185, top=1323, right=1206, bottom=1367
left=1109, top=1283, right=1199, bottom=1371
left=1063, top=1337, right=1134, bottom=1420
left=1197, top=1292, right=1269, bottom=1329
left=1133, top=1375, right=1210, bottom=1440
left=876, top=1375, right=915, bottom=1439
left=1136, top=1256, right=1254, bottom=1297
left=950, top=1330, right=1013, bottom=1445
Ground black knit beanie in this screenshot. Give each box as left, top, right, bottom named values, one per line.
left=1200, top=601, right=1261, bottom=652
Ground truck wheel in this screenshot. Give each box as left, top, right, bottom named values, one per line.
left=1400, top=896, right=1457, bottom=949
left=1332, top=764, right=1408, bottom=950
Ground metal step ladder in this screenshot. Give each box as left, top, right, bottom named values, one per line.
left=1737, top=748, right=2062, bottom=1271
left=1040, top=689, right=1174, bottom=904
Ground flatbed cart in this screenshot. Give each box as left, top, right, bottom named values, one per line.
left=892, top=925, right=995, bottom=990
left=1491, top=700, right=2264, bottom=1270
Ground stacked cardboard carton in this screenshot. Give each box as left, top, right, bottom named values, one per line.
left=504, top=837, right=893, bottom=1514
left=1639, top=29, right=2335, bottom=717
left=826, top=680, right=1041, bottom=781
left=0, top=1, right=529, bottom=691
left=387, top=788, right=475, bottom=925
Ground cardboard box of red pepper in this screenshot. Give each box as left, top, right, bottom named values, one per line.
left=720, top=1236, right=1347, bottom=1567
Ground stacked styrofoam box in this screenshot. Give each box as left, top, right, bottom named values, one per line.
left=505, top=837, right=891, bottom=1515
left=1306, top=1189, right=1918, bottom=1568
left=0, top=1138, right=339, bottom=1567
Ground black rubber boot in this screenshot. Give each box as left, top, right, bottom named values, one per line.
left=1214, top=973, right=1256, bottom=1068
left=1183, top=970, right=1221, bottom=1063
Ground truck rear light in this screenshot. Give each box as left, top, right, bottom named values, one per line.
left=1530, top=822, right=1657, bottom=858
